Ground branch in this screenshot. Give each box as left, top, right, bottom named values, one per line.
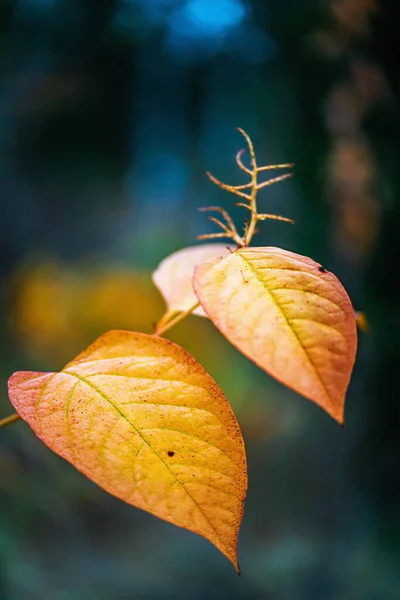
left=236, top=149, right=252, bottom=175
left=0, top=413, right=20, bottom=429
left=256, top=173, right=293, bottom=190
left=206, top=172, right=252, bottom=200
left=257, top=162, right=294, bottom=172
left=204, top=128, right=294, bottom=247
left=258, top=213, right=295, bottom=224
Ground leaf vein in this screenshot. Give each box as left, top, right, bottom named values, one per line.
left=238, top=254, right=334, bottom=407
left=63, top=371, right=228, bottom=547
left=65, top=380, right=81, bottom=464
left=141, top=426, right=236, bottom=466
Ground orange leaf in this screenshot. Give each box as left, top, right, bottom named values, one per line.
left=152, top=244, right=233, bottom=318
left=8, top=330, right=247, bottom=570
left=193, top=247, right=357, bottom=424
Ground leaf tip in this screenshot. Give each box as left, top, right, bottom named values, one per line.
left=331, top=408, right=345, bottom=427
left=228, top=553, right=241, bottom=575
left=326, top=403, right=345, bottom=427
left=8, top=370, right=37, bottom=393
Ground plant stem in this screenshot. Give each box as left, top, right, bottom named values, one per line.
left=155, top=302, right=200, bottom=336
left=199, top=128, right=293, bottom=246
left=0, top=413, right=20, bottom=429
left=239, top=128, right=259, bottom=247
left=155, top=310, right=177, bottom=332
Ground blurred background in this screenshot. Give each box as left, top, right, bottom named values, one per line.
left=0, top=0, right=399, bottom=598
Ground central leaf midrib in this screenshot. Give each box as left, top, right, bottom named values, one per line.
left=237, top=253, right=333, bottom=407
left=69, top=370, right=226, bottom=427
left=63, top=370, right=229, bottom=550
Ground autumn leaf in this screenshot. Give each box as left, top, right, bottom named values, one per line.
left=8, top=331, right=247, bottom=570
left=152, top=244, right=233, bottom=318
left=193, top=247, right=357, bottom=424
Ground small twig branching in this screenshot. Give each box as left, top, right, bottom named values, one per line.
left=197, top=129, right=294, bottom=247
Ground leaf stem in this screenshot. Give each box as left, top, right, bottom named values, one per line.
left=155, top=302, right=201, bottom=336
left=0, top=413, right=20, bottom=429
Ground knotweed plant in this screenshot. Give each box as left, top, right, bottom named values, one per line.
left=2, top=130, right=359, bottom=572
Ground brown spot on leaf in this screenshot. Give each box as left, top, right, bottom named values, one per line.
left=167, top=451, right=175, bottom=457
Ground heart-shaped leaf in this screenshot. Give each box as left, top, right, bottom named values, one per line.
left=193, top=247, right=357, bottom=424
left=152, top=244, right=232, bottom=318
left=8, top=330, right=247, bottom=570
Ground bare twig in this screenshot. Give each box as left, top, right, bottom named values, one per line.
left=258, top=214, right=295, bottom=224
left=206, top=172, right=252, bottom=200
left=236, top=149, right=252, bottom=175
left=200, top=129, right=294, bottom=247
left=197, top=232, right=233, bottom=241
left=198, top=205, right=244, bottom=246
left=155, top=303, right=201, bottom=336
left=257, top=162, right=294, bottom=172
left=256, top=173, right=293, bottom=190
left=0, top=413, right=20, bottom=429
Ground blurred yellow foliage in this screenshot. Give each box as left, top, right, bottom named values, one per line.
left=10, top=260, right=164, bottom=364
left=9, top=258, right=238, bottom=384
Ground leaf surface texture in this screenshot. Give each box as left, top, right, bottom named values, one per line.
left=8, top=330, right=247, bottom=570
left=152, top=244, right=232, bottom=317
left=193, top=247, right=357, bottom=423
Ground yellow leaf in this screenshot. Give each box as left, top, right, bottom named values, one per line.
left=193, top=247, right=357, bottom=424
left=152, top=244, right=233, bottom=318
left=8, top=331, right=247, bottom=571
